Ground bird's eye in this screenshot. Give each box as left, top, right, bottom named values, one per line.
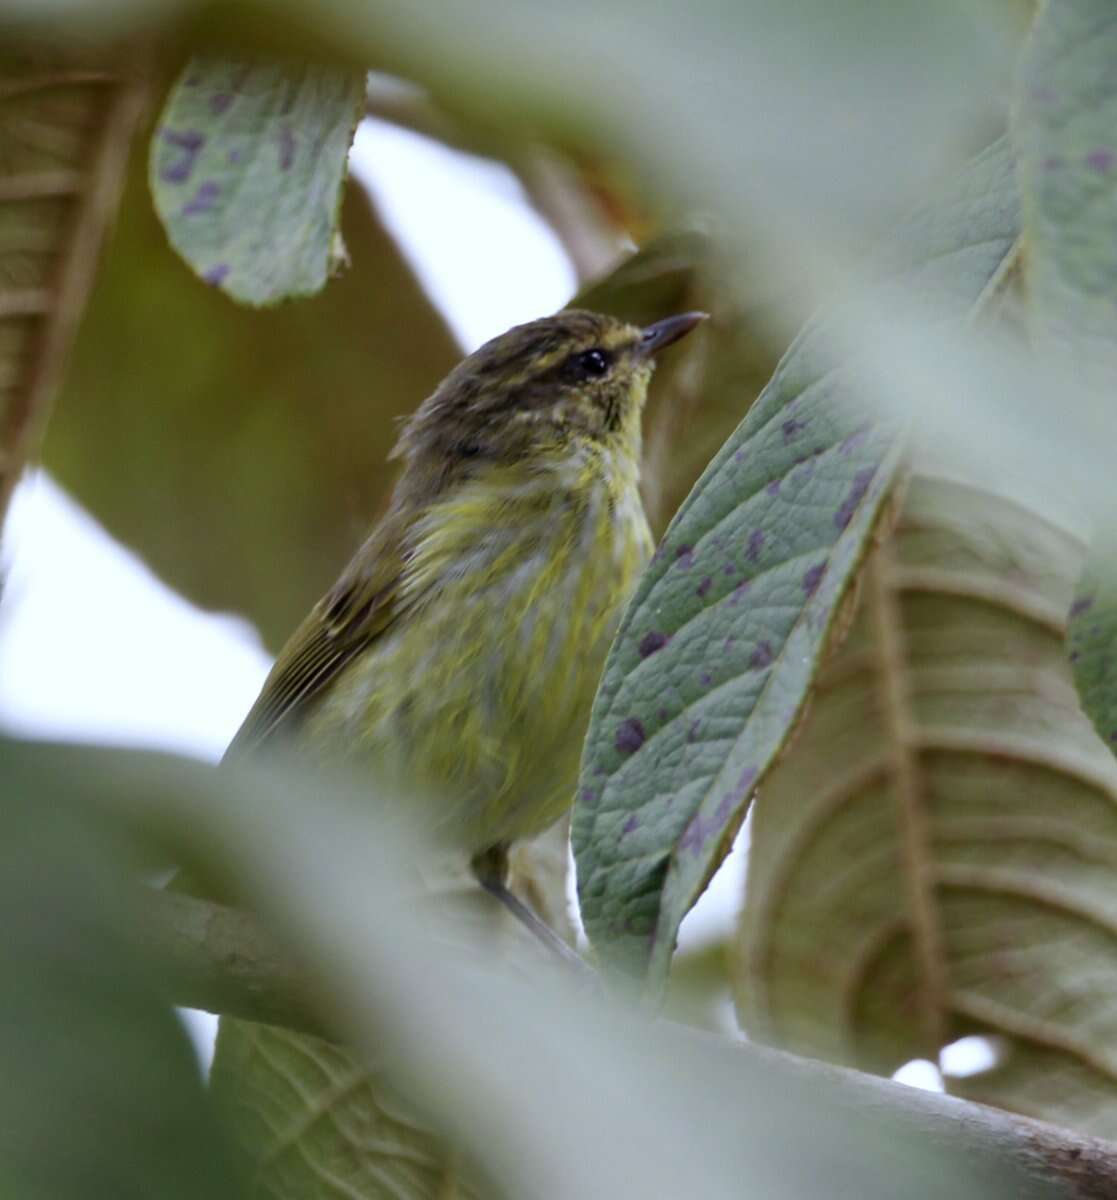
left=568, top=348, right=612, bottom=379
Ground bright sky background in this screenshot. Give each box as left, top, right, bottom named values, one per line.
left=0, top=114, right=988, bottom=1089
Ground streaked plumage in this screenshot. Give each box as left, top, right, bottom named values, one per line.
left=209, top=308, right=705, bottom=1197
left=227, top=307, right=704, bottom=859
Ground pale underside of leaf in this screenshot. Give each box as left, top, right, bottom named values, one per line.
left=0, top=58, right=145, bottom=520
left=574, top=141, right=1022, bottom=989
left=149, top=57, right=364, bottom=306
left=736, top=473, right=1117, bottom=1138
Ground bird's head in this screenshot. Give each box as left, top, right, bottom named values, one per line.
left=393, top=308, right=705, bottom=481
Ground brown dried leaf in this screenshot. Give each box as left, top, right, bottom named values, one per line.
left=0, top=55, right=145, bottom=521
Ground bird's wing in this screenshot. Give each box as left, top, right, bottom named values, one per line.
left=224, top=513, right=408, bottom=760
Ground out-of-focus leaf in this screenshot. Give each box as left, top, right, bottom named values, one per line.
left=0, top=1, right=187, bottom=41
left=0, top=749, right=241, bottom=1199
left=1015, top=0, right=1117, bottom=385
left=303, top=0, right=1002, bottom=246
left=10, top=2, right=1008, bottom=321
left=44, top=129, right=458, bottom=648
left=663, top=938, right=738, bottom=1034
left=209, top=856, right=546, bottom=1200
left=573, top=142, right=1019, bottom=988
left=212, top=1022, right=482, bottom=1200
left=150, top=56, right=364, bottom=305
left=1014, top=0, right=1117, bottom=755
left=734, top=475, right=1117, bottom=1138
left=0, top=58, right=144, bottom=521
left=34, top=737, right=1097, bottom=1200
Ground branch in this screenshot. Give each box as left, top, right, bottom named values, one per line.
left=148, top=887, right=1117, bottom=1198
left=139, top=888, right=323, bottom=1036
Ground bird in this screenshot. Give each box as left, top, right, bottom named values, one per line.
left=207, top=307, right=704, bottom=1194
left=225, top=306, right=706, bottom=943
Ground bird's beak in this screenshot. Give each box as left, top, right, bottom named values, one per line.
left=638, top=311, right=708, bottom=358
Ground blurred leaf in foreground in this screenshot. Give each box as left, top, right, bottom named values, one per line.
left=574, top=141, right=1019, bottom=989
left=306, top=0, right=1005, bottom=259
left=44, top=131, right=459, bottom=648
left=0, top=3, right=1017, bottom=341
left=28, top=737, right=1089, bottom=1200
left=0, top=751, right=240, bottom=1199
left=1014, top=0, right=1117, bottom=756
left=1015, top=0, right=1117, bottom=387
left=735, top=475, right=1117, bottom=1138
left=211, top=1021, right=481, bottom=1200
left=150, top=56, right=364, bottom=305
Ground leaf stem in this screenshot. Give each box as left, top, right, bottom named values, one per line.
left=867, top=540, right=949, bottom=1056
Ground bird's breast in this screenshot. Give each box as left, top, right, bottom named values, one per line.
left=311, top=450, right=652, bottom=847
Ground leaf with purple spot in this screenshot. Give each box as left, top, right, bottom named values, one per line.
left=1016, top=3, right=1117, bottom=764
left=1016, top=0, right=1117, bottom=376
left=1067, top=549, right=1117, bottom=763
left=638, top=631, right=669, bottom=658
left=614, top=718, right=646, bottom=754
left=149, top=56, right=364, bottom=305
left=573, top=140, right=1020, bottom=988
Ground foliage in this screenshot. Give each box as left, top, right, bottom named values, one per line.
left=0, top=57, right=144, bottom=517
left=574, top=141, right=1016, bottom=986
left=150, top=57, right=364, bottom=306
left=0, top=749, right=241, bottom=1199
left=1013, top=1, right=1117, bottom=756
left=43, top=144, right=459, bottom=647
left=735, top=476, right=1117, bottom=1135
left=2, top=0, right=1117, bottom=1197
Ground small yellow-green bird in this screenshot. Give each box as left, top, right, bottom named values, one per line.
left=226, top=307, right=704, bottom=935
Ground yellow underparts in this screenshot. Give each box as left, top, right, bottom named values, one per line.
left=304, top=438, right=652, bottom=853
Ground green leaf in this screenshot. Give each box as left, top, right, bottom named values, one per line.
left=1015, top=0, right=1117, bottom=385
left=1066, top=552, right=1117, bottom=754
left=5, top=4, right=1014, bottom=326
left=0, top=747, right=241, bottom=1199
left=47, top=129, right=459, bottom=648
left=149, top=56, right=364, bottom=306
left=573, top=141, right=1021, bottom=987
left=734, top=476, right=1117, bottom=1138
left=313, top=1, right=1001, bottom=244
left=212, top=1022, right=481, bottom=1200
left=1014, top=1, right=1117, bottom=756
left=7, top=738, right=1108, bottom=1198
